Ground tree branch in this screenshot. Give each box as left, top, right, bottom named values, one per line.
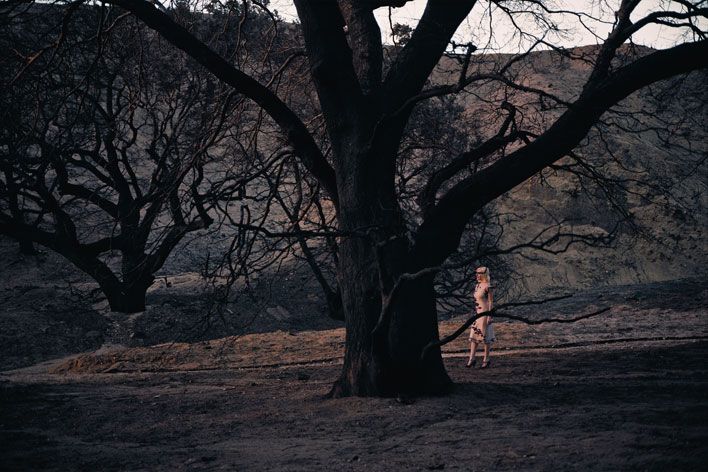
left=382, top=0, right=476, bottom=113
left=339, top=0, right=383, bottom=94
left=293, top=0, right=363, bottom=153
left=107, top=0, right=339, bottom=204
left=421, top=304, right=611, bottom=360
left=412, top=39, right=708, bottom=269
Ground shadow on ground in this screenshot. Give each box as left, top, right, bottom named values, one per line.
left=2, top=341, right=706, bottom=471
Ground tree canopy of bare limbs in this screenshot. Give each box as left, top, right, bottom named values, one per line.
left=1, top=0, right=707, bottom=397
left=0, top=2, right=298, bottom=312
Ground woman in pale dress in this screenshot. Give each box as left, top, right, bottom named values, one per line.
left=466, top=266, right=495, bottom=368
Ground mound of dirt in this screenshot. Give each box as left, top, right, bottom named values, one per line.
left=47, top=278, right=706, bottom=375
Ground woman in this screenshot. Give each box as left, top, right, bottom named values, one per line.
left=466, top=266, right=495, bottom=369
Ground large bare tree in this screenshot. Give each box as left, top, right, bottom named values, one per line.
left=0, top=3, right=273, bottom=311
left=4, top=0, right=707, bottom=396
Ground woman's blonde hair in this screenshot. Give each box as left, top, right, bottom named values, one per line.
left=475, top=266, right=490, bottom=283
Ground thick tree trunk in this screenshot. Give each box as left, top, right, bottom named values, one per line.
left=330, top=236, right=452, bottom=397
left=386, top=273, right=452, bottom=394
left=103, top=250, right=155, bottom=313
left=68, top=249, right=154, bottom=313
left=101, top=277, right=153, bottom=313
left=329, top=145, right=452, bottom=397
left=330, top=225, right=388, bottom=396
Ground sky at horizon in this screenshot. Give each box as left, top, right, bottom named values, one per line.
left=268, top=0, right=703, bottom=53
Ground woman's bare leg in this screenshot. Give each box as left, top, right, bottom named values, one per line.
left=467, top=341, right=478, bottom=366
left=482, top=344, right=491, bottom=368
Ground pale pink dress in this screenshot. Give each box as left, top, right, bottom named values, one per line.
left=469, top=282, right=495, bottom=345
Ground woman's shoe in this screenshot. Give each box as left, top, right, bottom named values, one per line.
left=480, top=359, right=491, bottom=369
left=466, top=359, right=476, bottom=368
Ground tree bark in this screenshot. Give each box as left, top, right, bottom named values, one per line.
left=63, top=248, right=155, bottom=313
left=101, top=278, right=153, bottom=313
left=331, top=237, right=452, bottom=397
left=329, top=145, right=451, bottom=397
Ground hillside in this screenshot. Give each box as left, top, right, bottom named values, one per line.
left=435, top=45, right=708, bottom=294
left=1, top=43, right=706, bottom=370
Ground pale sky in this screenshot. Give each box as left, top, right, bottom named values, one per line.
left=268, top=0, right=704, bottom=53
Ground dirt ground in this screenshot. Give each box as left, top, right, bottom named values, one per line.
left=2, top=235, right=707, bottom=471
left=2, top=294, right=707, bottom=471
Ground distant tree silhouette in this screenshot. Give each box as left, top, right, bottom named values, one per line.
left=0, top=5, right=260, bottom=311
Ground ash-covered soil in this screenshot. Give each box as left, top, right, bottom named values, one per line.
left=1, top=338, right=707, bottom=471
left=1, top=273, right=706, bottom=471
left=0, top=216, right=706, bottom=471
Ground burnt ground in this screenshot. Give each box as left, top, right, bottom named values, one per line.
left=2, top=334, right=707, bottom=470
left=1, top=237, right=707, bottom=471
